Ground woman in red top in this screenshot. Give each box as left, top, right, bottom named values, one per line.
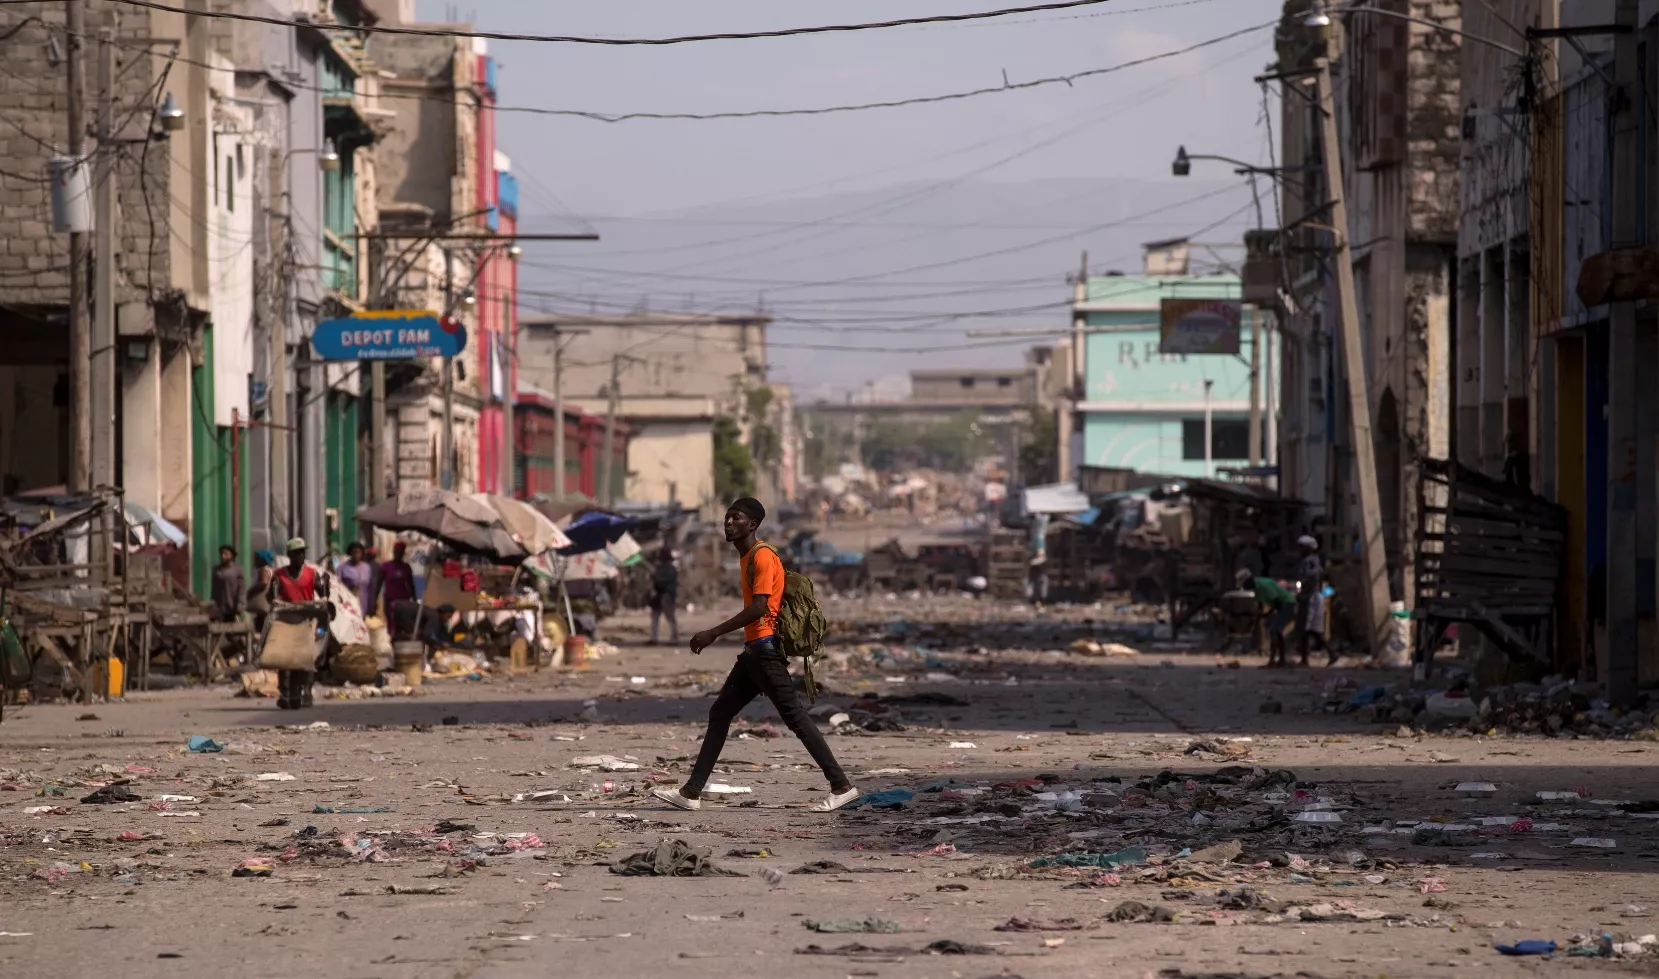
left=266, top=537, right=332, bottom=710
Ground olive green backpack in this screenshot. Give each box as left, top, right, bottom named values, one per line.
left=747, top=542, right=829, bottom=698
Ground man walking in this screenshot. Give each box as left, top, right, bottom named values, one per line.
left=649, top=547, right=679, bottom=645
left=377, top=541, right=417, bottom=639
left=654, top=498, right=859, bottom=813
left=267, top=538, right=331, bottom=709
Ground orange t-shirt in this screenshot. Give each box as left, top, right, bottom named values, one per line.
left=740, top=542, right=785, bottom=642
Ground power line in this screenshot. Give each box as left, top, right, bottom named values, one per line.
left=489, top=22, right=1275, bottom=123
left=112, top=0, right=1124, bottom=45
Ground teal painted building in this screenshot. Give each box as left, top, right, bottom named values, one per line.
left=1078, top=275, right=1255, bottom=478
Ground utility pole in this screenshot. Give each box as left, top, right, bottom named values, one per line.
left=91, top=27, right=115, bottom=490
left=1248, top=309, right=1262, bottom=468
left=552, top=331, right=565, bottom=501
left=1203, top=379, right=1214, bottom=479
left=1059, top=251, right=1086, bottom=483
left=67, top=0, right=89, bottom=493
left=599, top=354, right=622, bottom=507
left=500, top=293, right=515, bottom=497
left=440, top=249, right=455, bottom=491
left=1316, top=39, right=1392, bottom=657
left=365, top=238, right=386, bottom=503
left=1606, top=0, right=1640, bottom=705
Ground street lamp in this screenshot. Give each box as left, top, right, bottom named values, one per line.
left=1303, top=0, right=1332, bottom=29
left=319, top=139, right=341, bottom=172
left=507, top=244, right=523, bottom=261
left=1172, top=146, right=1192, bottom=177
left=158, top=92, right=185, bottom=132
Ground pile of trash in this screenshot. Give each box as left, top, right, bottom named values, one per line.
left=1326, top=674, right=1659, bottom=739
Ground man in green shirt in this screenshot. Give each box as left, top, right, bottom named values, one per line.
left=1236, top=568, right=1297, bottom=666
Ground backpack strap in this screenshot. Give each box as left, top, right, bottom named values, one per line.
left=745, top=541, right=778, bottom=593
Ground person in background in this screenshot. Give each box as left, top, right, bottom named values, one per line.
left=267, top=537, right=332, bottom=709
left=247, top=550, right=275, bottom=634
left=211, top=545, right=245, bottom=623
left=649, top=547, right=679, bottom=645
left=378, top=541, right=417, bottom=639
left=653, top=497, right=859, bottom=814
left=1237, top=567, right=1296, bottom=667
left=338, top=541, right=374, bottom=619
left=1294, top=534, right=1329, bottom=667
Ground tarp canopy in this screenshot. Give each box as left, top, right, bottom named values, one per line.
left=557, top=510, right=636, bottom=556
left=1023, top=482, right=1092, bottom=516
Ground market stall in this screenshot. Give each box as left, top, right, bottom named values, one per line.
left=356, top=490, right=572, bottom=672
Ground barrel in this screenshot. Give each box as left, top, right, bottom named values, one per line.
left=392, top=641, right=425, bottom=688
left=563, top=635, right=588, bottom=669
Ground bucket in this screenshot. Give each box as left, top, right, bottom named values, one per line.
left=563, top=635, right=588, bottom=669
left=392, top=641, right=425, bottom=688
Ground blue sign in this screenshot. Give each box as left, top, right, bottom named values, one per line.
left=312, top=311, right=468, bottom=361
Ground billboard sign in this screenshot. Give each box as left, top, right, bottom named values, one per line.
left=312, top=311, right=468, bottom=361
left=1158, top=298, right=1242, bottom=355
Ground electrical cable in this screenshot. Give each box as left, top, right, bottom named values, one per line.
left=110, top=0, right=1125, bottom=46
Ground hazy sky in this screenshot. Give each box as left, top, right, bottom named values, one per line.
left=417, top=0, right=1288, bottom=398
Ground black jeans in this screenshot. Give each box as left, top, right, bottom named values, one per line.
left=685, top=640, right=849, bottom=797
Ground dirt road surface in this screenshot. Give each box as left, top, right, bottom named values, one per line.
left=1, top=598, right=1655, bottom=978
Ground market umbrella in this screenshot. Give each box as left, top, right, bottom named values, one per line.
left=467, top=493, right=572, bottom=556
left=357, top=489, right=524, bottom=560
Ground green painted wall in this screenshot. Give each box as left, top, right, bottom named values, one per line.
left=190, top=324, right=250, bottom=599
left=325, top=393, right=360, bottom=552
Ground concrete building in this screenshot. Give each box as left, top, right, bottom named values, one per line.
left=801, top=362, right=1042, bottom=482
left=370, top=15, right=504, bottom=499
left=1268, top=0, right=1457, bottom=602
left=910, top=368, right=1040, bottom=407
left=1073, top=273, right=1255, bottom=479
left=517, top=312, right=775, bottom=511
left=1456, top=0, right=1659, bottom=691
left=0, top=0, right=383, bottom=592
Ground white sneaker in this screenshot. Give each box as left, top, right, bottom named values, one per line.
left=653, top=786, right=701, bottom=811
left=811, top=787, right=860, bottom=812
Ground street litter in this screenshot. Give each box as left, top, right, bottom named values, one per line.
left=80, top=783, right=140, bottom=804
left=1570, top=838, right=1617, bottom=848
left=1455, top=781, right=1498, bottom=797
left=1496, top=939, right=1558, bottom=956
left=803, top=917, right=903, bottom=934
left=995, top=917, right=1082, bottom=932
left=23, top=806, right=68, bottom=815
left=256, top=773, right=297, bottom=782
left=570, top=755, right=641, bottom=772
left=1291, top=811, right=1342, bottom=824
left=186, top=736, right=226, bottom=753
left=233, top=858, right=275, bottom=878
left=845, top=788, right=916, bottom=810
left=313, top=805, right=391, bottom=814
left=513, top=791, right=571, bottom=804
left=948, top=742, right=978, bottom=749
left=1028, top=846, right=1147, bottom=870
left=796, top=939, right=992, bottom=956
left=701, top=784, right=753, bottom=801
left=1106, top=901, right=1175, bottom=923
left=610, top=840, right=744, bottom=877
